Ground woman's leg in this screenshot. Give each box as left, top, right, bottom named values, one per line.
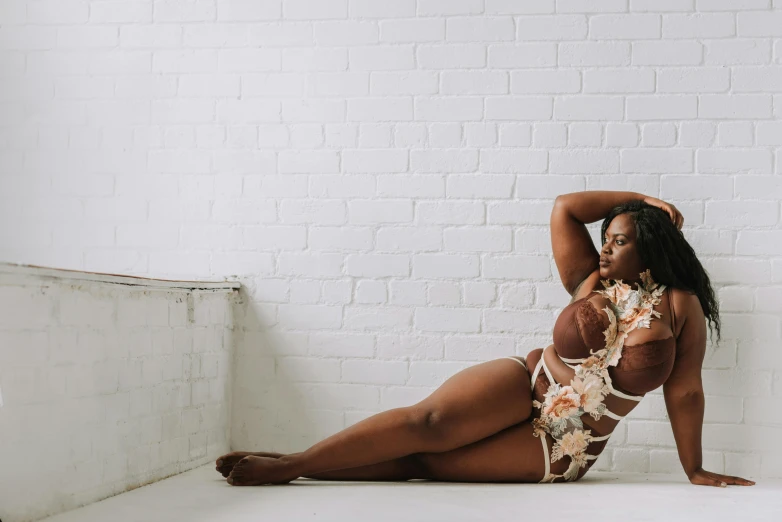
left=225, top=357, right=533, bottom=485
left=217, top=451, right=425, bottom=481
left=216, top=452, right=285, bottom=477
left=304, top=454, right=427, bottom=481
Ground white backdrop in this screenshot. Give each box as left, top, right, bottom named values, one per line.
left=0, top=0, right=780, bottom=479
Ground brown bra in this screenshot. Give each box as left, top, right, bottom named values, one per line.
left=552, top=286, right=677, bottom=396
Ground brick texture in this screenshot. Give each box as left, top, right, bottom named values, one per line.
left=0, top=1, right=780, bottom=499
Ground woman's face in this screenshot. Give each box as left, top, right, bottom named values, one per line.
left=600, top=213, right=646, bottom=283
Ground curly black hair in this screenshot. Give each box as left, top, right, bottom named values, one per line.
left=600, top=200, right=721, bottom=346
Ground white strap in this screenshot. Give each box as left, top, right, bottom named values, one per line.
left=558, top=353, right=585, bottom=370
left=530, top=357, right=544, bottom=391
left=585, top=454, right=598, bottom=461
left=502, top=356, right=527, bottom=371
left=556, top=353, right=644, bottom=402
left=610, top=386, right=644, bottom=402
left=543, top=348, right=630, bottom=421
left=541, top=349, right=556, bottom=385
left=589, top=433, right=611, bottom=442
left=538, top=431, right=553, bottom=483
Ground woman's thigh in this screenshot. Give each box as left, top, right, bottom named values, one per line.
left=415, top=421, right=553, bottom=483
left=416, top=348, right=596, bottom=484
left=412, top=356, right=533, bottom=453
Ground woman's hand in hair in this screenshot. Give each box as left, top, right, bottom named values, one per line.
left=642, top=196, right=683, bottom=230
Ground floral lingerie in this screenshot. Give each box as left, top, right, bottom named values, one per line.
left=506, top=269, right=668, bottom=483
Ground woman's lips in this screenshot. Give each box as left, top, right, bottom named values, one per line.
left=599, top=258, right=611, bottom=266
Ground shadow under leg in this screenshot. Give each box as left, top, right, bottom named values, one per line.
left=218, top=451, right=428, bottom=482
left=301, top=454, right=428, bottom=482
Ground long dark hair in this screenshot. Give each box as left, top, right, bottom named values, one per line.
left=601, top=200, right=721, bottom=346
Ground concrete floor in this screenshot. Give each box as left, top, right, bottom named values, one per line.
left=40, top=465, right=779, bottom=522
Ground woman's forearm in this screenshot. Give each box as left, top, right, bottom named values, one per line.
left=555, top=190, right=645, bottom=224
left=665, top=391, right=705, bottom=479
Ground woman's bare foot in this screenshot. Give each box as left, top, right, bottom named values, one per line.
left=215, top=451, right=284, bottom=478
left=227, top=455, right=299, bottom=486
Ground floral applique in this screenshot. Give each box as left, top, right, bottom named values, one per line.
left=532, top=269, right=666, bottom=482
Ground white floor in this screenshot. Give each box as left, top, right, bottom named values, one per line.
left=40, top=465, right=780, bottom=522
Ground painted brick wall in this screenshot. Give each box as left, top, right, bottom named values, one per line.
left=1, top=1, right=781, bottom=481
left=0, top=265, right=236, bottom=522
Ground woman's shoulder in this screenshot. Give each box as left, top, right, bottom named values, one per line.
left=668, top=286, right=701, bottom=338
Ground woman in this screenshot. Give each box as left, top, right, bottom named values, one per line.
left=216, top=190, right=755, bottom=488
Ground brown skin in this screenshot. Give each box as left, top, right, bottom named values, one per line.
left=599, top=213, right=646, bottom=286
left=218, top=191, right=754, bottom=488
left=553, top=190, right=753, bottom=488
left=219, top=354, right=541, bottom=485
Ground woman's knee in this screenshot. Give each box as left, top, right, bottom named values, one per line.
left=403, top=405, right=458, bottom=452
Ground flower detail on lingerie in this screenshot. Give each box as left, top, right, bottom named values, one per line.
left=591, top=268, right=666, bottom=375
left=533, top=269, right=666, bottom=482
left=551, top=429, right=592, bottom=481
left=571, top=372, right=608, bottom=420
left=543, top=383, right=580, bottom=419
left=532, top=382, right=583, bottom=438
left=551, top=430, right=590, bottom=464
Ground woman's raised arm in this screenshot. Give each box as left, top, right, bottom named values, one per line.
left=550, top=190, right=644, bottom=295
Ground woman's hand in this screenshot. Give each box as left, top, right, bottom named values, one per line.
left=688, top=467, right=755, bottom=487
left=643, top=196, right=683, bottom=230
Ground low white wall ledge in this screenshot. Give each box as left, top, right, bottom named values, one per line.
left=0, top=262, right=240, bottom=522
left=0, top=262, right=241, bottom=290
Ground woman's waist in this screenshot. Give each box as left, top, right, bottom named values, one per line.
left=549, top=338, right=675, bottom=384
left=529, top=344, right=644, bottom=437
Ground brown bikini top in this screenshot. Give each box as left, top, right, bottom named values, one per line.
left=553, top=286, right=677, bottom=396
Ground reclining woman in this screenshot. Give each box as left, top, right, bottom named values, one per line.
left=216, top=190, right=754, bottom=488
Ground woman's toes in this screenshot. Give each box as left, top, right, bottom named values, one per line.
left=227, top=455, right=297, bottom=486
left=227, top=468, right=243, bottom=485
left=215, top=452, right=254, bottom=476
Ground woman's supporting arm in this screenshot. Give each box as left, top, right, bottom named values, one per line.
left=664, top=383, right=751, bottom=487
left=662, top=293, right=754, bottom=487
left=663, top=293, right=707, bottom=479
left=664, top=388, right=705, bottom=479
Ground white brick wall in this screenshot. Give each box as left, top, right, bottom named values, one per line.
left=1, top=0, right=781, bottom=484
left=0, top=265, right=236, bottom=522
